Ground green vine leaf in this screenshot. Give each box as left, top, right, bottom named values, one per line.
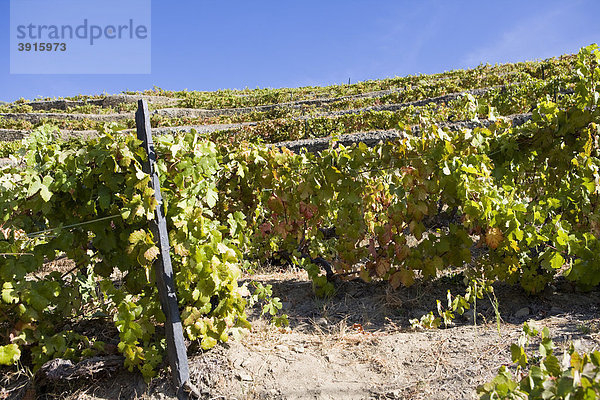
left=0, top=344, right=21, bottom=365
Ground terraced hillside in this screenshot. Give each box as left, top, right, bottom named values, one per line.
left=0, top=53, right=575, bottom=147
left=2, top=47, right=600, bottom=400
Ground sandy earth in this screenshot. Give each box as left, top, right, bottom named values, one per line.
left=4, top=268, right=598, bottom=400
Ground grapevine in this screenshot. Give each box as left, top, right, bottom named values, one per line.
left=0, top=45, right=598, bottom=383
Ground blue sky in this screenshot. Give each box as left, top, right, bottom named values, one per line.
left=1, top=0, right=599, bottom=102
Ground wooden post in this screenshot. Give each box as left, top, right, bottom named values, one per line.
left=135, top=99, right=190, bottom=396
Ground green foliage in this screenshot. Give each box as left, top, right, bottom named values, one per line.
left=214, top=45, right=600, bottom=332
left=0, top=52, right=576, bottom=136
left=0, top=140, right=23, bottom=157
left=0, top=116, right=34, bottom=130
left=0, top=127, right=249, bottom=379
left=246, top=282, right=289, bottom=327
left=171, top=54, right=575, bottom=110
left=0, top=344, right=21, bottom=365
left=220, top=98, right=598, bottom=294
left=478, top=323, right=600, bottom=399
left=409, top=279, right=489, bottom=329
left=0, top=103, right=33, bottom=113
left=409, top=312, right=441, bottom=330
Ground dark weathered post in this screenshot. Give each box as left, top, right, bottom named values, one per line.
left=135, top=99, right=190, bottom=396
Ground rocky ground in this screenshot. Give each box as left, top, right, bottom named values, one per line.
left=3, top=268, right=598, bottom=400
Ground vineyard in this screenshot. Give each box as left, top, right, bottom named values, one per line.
left=1, top=45, right=600, bottom=399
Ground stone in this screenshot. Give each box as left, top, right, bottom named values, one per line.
left=550, top=306, right=563, bottom=315
left=514, top=307, right=530, bottom=318
left=292, top=345, right=305, bottom=353
left=463, top=309, right=476, bottom=322
left=237, top=371, right=253, bottom=382
left=233, top=358, right=243, bottom=368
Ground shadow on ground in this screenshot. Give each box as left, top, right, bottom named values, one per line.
left=244, top=272, right=600, bottom=335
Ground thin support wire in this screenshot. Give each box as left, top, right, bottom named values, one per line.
left=26, top=214, right=122, bottom=239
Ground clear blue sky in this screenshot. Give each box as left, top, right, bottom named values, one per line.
left=1, top=0, right=599, bottom=102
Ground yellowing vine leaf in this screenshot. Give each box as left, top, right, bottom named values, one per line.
left=144, top=246, right=160, bottom=262
left=359, top=267, right=371, bottom=283
left=390, top=269, right=415, bottom=289
left=173, top=243, right=189, bottom=256
left=129, top=229, right=148, bottom=245
left=485, top=227, right=504, bottom=250
left=375, top=259, right=391, bottom=277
